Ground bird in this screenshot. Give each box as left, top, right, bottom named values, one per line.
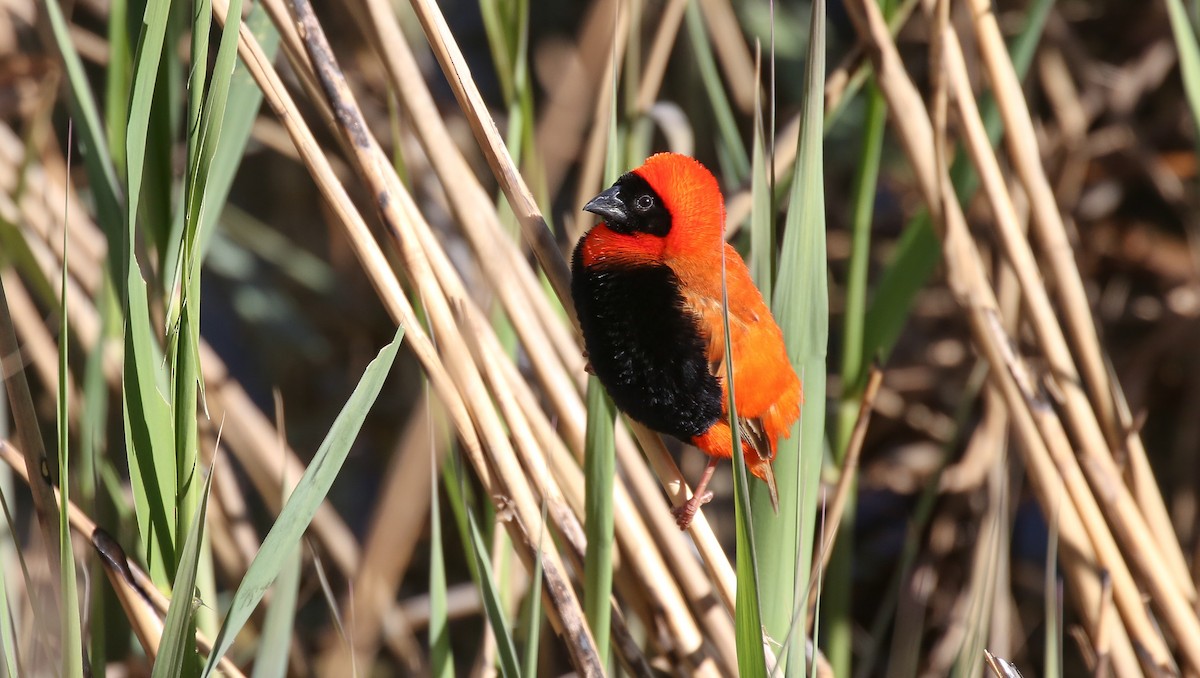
left=571, top=152, right=802, bottom=529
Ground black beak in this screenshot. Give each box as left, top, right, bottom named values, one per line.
left=582, top=185, right=628, bottom=225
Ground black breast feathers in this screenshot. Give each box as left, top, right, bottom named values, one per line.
left=570, top=245, right=723, bottom=441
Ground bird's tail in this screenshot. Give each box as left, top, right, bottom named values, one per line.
left=757, top=460, right=779, bottom=514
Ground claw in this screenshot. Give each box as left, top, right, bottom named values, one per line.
left=671, top=491, right=713, bottom=530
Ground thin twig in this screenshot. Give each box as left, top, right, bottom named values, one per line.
left=815, top=366, right=883, bottom=579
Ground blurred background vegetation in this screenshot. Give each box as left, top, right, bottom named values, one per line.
left=2, top=0, right=1200, bottom=675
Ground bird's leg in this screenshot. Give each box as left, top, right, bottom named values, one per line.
left=672, top=457, right=720, bottom=530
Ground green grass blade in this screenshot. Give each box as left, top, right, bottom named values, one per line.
left=201, top=326, right=404, bottom=676
left=837, top=79, right=886, bottom=448
left=82, top=277, right=117, bottom=678
left=1167, top=0, right=1200, bottom=143
left=582, top=379, right=615, bottom=662
left=749, top=73, right=775, bottom=299
left=150, top=461, right=214, bottom=678
left=725, top=246, right=768, bottom=677
left=685, top=0, right=750, bottom=181
left=42, top=0, right=124, bottom=247
left=429, top=415, right=454, bottom=678
left=124, top=0, right=174, bottom=278
left=760, top=0, right=827, bottom=674
left=520, top=502, right=546, bottom=678
left=249, top=540, right=299, bottom=678
left=826, top=74, right=888, bottom=677
left=143, top=7, right=184, bottom=269
left=122, top=276, right=177, bottom=587
left=581, top=57, right=622, bottom=665
left=467, top=511, right=521, bottom=678
left=0, top=533, right=20, bottom=678
left=57, top=192, right=83, bottom=678
left=252, top=476, right=302, bottom=678
left=122, top=0, right=179, bottom=590
left=478, top=0, right=516, bottom=104
left=170, top=0, right=245, bottom=601
left=1044, top=504, right=1061, bottom=678
left=441, top=453, right=481, bottom=586
left=105, top=0, right=133, bottom=177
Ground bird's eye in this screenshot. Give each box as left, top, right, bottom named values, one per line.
left=634, top=194, right=655, bottom=212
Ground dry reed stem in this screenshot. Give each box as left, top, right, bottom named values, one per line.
left=469, top=301, right=740, bottom=672
left=225, top=0, right=715, bottom=667
left=982, top=338, right=1143, bottom=676
left=458, top=304, right=703, bottom=676
left=936, top=14, right=1200, bottom=665
left=1, top=268, right=81, bottom=416
left=841, top=0, right=1154, bottom=671
left=288, top=2, right=604, bottom=673
left=926, top=446, right=1008, bottom=673
left=822, top=0, right=918, bottom=119
left=213, top=0, right=491, bottom=490
left=0, top=267, right=65, bottom=619
left=347, top=0, right=588, bottom=440
left=635, top=0, right=689, bottom=113
left=208, top=455, right=258, bottom=576
left=814, top=367, right=883, bottom=584
left=804, top=367, right=883, bottom=635
left=939, top=386, right=1007, bottom=494
left=0, top=440, right=247, bottom=677
left=983, top=650, right=1023, bottom=678
left=963, top=0, right=1119, bottom=442
left=1096, top=573, right=1114, bottom=678
left=406, top=0, right=574, bottom=319
left=961, top=0, right=1193, bottom=604
left=404, top=0, right=738, bottom=613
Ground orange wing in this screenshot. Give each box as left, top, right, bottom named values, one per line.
left=675, top=243, right=803, bottom=485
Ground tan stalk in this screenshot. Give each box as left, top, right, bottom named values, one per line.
left=955, top=0, right=1194, bottom=604
left=218, top=1, right=712, bottom=671
left=457, top=303, right=728, bottom=675
left=840, top=0, right=1158, bottom=670
left=635, top=0, right=689, bottom=113
left=287, top=2, right=608, bottom=672
left=963, top=0, right=1119, bottom=443
left=937, top=18, right=1200, bottom=662
left=404, top=0, right=737, bottom=609
left=339, top=0, right=589, bottom=443
left=489, top=334, right=740, bottom=672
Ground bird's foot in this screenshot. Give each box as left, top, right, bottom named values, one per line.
left=583, top=349, right=595, bottom=375
left=671, top=491, right=714, bottom=530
